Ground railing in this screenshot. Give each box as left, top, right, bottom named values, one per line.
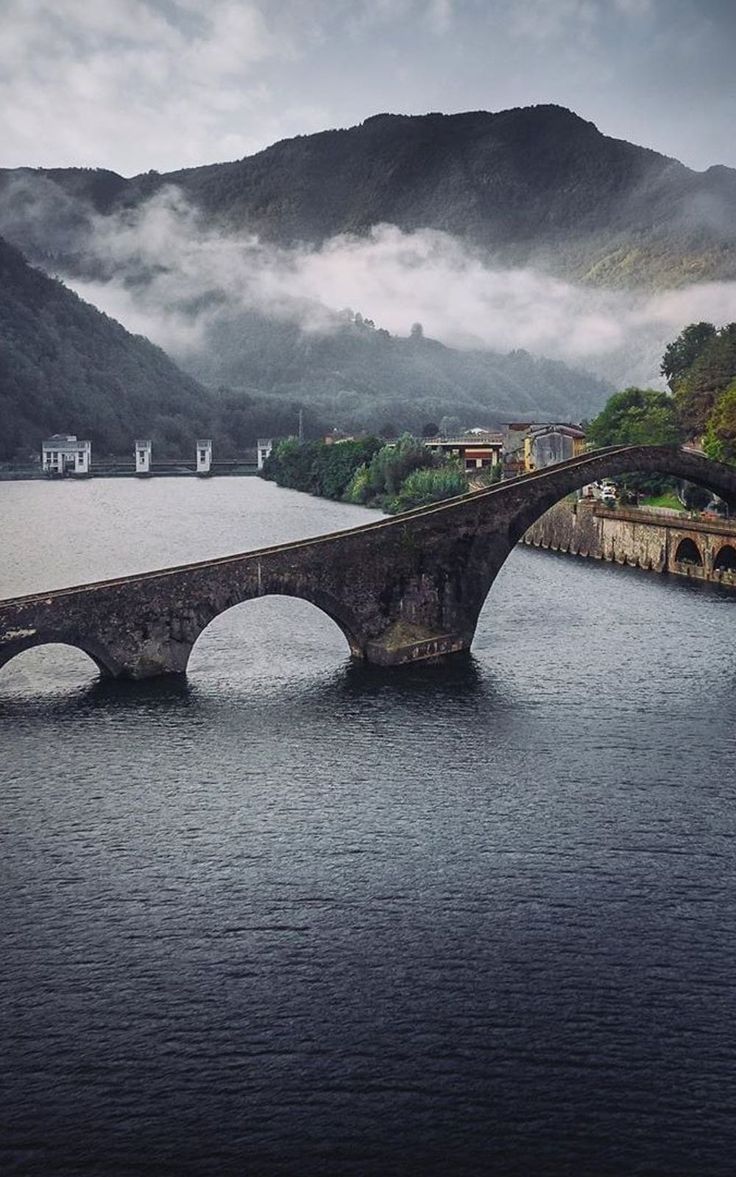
left=594, top=505, right=736, bottom=537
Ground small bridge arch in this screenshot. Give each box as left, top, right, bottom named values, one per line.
left=185, top=591, right=361, bottom=674
left=0, top=630, right=122, bottom=679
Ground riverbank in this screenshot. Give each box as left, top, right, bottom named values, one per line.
left=523, top=498, right=736, bottom=586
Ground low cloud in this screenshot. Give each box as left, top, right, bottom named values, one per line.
left=47, top=185, right=736, bottom=391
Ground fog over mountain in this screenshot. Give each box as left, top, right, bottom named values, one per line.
left=0, top=227, right=612, bottom=459
left=4, top=105, right=736, bottom=430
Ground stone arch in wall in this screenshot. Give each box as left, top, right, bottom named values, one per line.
left=673, top=538, right=703, bottom=566
left=713, top=544, right=736, bottom=572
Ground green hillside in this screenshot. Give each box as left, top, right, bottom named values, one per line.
left=188, top=307, right=612, bottom=428
left=0, top=237, right=323, bottom=459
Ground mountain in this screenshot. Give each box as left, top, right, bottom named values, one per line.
left=186, top=307, right=612, bottom=428
left=3, top=105, right=736, bottom=287
left=0, top=235, right=611, bottom=460
left=0, top=235, right=354, bottom=459
left=0, top=235, right=217, bottom=458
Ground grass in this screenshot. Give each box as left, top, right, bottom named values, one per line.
left=639, top=492, right=686, bottom=511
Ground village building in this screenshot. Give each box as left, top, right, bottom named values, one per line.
left=424, top=429, right=504, bottom=472
left=41, top=434, right=91, bottom=476
left=503, top=422, right=586, bottom=476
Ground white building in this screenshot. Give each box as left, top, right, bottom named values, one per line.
left=196, top=439, right=212, bottom=474
left=135, top=439, right=152, bottom=474
left=257, top=438, right=273, bottom=470
left=41, top=434, right=91, bottom=476
left=424, top=431, right=503, bottom=472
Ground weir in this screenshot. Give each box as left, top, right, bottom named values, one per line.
left=2, top=446, right=736, bottom=679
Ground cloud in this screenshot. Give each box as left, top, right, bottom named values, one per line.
left=2, top=0, right=736, bottom=175
left=41, top=185, right=736, bottom=389
left=0, top=0, right=302, bottom=174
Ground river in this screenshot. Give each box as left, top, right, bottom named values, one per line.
left=2, top=477, right=736, bottom=1177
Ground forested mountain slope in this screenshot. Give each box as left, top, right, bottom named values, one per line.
left=0, top=235, right=611, bottom=457
left=0, top=235, right=216, bottom=458
left=3, top=105, right=735, bottom=287
left=187, top=307, right=612, bottom=428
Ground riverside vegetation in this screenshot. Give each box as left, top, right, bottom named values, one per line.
left=585, top=321, right=736, bottom=500
left=261, top=434, right=468, bottom=513
left=263, top=320, right=736, bottom=514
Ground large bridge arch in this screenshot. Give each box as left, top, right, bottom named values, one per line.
left=182, top=586, right=366, bottom=674
left=501, top=446, right=736, bottom=548
left=444, top=446, right=736, bottom=655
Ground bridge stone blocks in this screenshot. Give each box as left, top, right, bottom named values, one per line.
left=3, top=446, right=736, bottom=679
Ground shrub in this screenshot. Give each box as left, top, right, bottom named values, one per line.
left=387, top=463, right=467, bottom=513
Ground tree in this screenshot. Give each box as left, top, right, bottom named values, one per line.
left=673, top=324, right=736, bottom=438
left=439, top=415, right=461, bottom=437
left=410, top=322, right=424, bottom=339
left=421, top=422, right=440, bottom=437
left=387, top=463, right=466, bottom=512
left=661, top=322, right=716, bottom=389
left=587, top=387, right=681, bottom=448
left=704, top=379, right=736, bottom=463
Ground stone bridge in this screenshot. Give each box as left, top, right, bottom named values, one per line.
left=2, top=445, right=736, bottom=679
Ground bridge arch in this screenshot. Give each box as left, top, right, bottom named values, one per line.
left=184, top=590, right=364, bottom=674
left=451, top=446, right=736, bottom=656
left=503, top=447, right=736, bottom=548
left=0, top=632, right=121, bottom=680
left=673, top=537, right=703, bottom=566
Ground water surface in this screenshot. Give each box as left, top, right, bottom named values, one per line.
left=2, top=478, right=735, bottom=1176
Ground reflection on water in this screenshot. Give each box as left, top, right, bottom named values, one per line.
left=2, top=480, right=736, bottom=1176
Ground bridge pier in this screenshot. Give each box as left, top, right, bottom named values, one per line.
left=110, top=636, right=194, bottom=678
left=363, top=621, right=469, bottom=666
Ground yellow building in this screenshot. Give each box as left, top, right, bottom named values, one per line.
left=509, top=423, right=586, bottom=473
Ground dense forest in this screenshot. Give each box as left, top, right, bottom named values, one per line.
left=186, top=308, right=612, bottom=429
left=0, top=236, right=332, bottom=459
left=0, top=236, right=611, bottom=458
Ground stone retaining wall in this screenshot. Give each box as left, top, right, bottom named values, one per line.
left=523, top=499, right=736, bottom=587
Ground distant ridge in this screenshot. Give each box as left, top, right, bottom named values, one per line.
left=3, top=105, right=736, bottom=287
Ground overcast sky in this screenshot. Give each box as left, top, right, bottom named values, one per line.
left=1, top=0, right=734, bottom=176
